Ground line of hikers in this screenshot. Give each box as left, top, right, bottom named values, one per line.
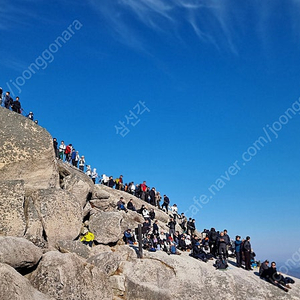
left=0, top=88, right=37, bottom=122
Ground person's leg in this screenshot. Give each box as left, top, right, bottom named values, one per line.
left=236, top=251, right=241, bottom=267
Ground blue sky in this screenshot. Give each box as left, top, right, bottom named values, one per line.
left=1, top=0, right=300, bottom=266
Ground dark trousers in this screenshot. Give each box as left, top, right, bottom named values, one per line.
left=161, top=202, right=168, bottom=212
left=244, top=251, right=251, bottom=270
left=236, top=251, right=241, bottom=267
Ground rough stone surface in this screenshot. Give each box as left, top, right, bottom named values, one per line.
left=0, top=237, right=43, bottom=270
left=121, top=250, right=300, bottom=300
left=29, top=251, right=113, bottom=300
left=0, top=263, right=54, bottom=300
left=109, top=275, right=126, bottom=296
left=0, top=107, right=58, bottom=189
left=58, top=161, right=94, bottom=207
left=56, top=240, right=91, bottom=259
left=87, top=251, right=122, bottom=276
left=24, top=189, right=82, bottom=246
left=92, top=185, right=111, bottom=199
left=0, top=180, right=26, bottom=237
left=89, top=211, right=123, bottom=244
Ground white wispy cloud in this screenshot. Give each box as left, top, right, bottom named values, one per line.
left=87, top=0, right=244, bottom=54
left=87, top=0, right=300, bottom=55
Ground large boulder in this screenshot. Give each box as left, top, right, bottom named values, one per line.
left=58, top=161, right=94, bottom=207
left=0, top=263, right=53, bottom=300
left=24, top=189, right=82, bottom=246
left=56, top=240, right=91, bottom=259
left=0, top=237, right=43, bottom=270
left=0, top=180, right=26, bottom=237
left=29, top=251, right=113, bottom=300
left=89, top=211, right=123, bottom=244
left=87, top=251, right=122, bottom=276
left=0, top=108, right=58, bottom=189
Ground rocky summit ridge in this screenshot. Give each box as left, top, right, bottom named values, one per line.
left=0, top=106, right=299, bottom=300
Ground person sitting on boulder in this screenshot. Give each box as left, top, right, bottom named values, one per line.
left=149, top=208, right=155, bottom=220
left=153, top=220, right=159, bottom=235
left=191, top=241, right=207, bottom=262
left=127, top=199, right=136, bottom=211
left=137, top=204, right=145, bottom=215
left=117, top=197, right=128, bottom=213
left=142, top=219, right=151, bottom=236
left=142, top=206, right=150, bottom=221
left=142, top=234, right=153, bottom=250
left=263, top=262, right=291, bottom=292
left=178, top=235, right=187, bottom=251
left=80, top=228, right=94, bottom=248
left=123, top=229, right=135, bottom=244
left=259, top=260, right=270, bottom=278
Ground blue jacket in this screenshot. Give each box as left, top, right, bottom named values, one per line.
left=235, top=240, right=242, bottom=252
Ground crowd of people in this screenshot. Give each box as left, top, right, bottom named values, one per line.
left=2, top=88, right=294, bottom=294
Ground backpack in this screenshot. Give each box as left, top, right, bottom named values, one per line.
left=215, top=258, right=228, bottom=269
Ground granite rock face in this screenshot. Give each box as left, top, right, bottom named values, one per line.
left=0, top=237, right=43, bottom=270
left=0, top=263, right=54, bottom=300
left=1, top=108, right=300, bottom=300
left=29, top=251, right=113, bottom=300
left=0, top=180, right=26, bottom=237
left=0, top=107, right=58, bottom=189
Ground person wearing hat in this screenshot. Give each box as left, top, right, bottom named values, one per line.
left=80, top=228, right=94, bottom=248
left=79, top=155, right=85, bottom=171
left=26, top=111, right=34, bottom=120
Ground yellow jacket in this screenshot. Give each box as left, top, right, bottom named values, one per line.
left=81, top=232, right=94, bottom=242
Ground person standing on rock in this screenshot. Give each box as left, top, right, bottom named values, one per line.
left=64, top=144, right=72, bottom=163
left=217, top=232, right=227, bottom=259
left=243, top=236, right=252, bottom=270
left=3, top=91, right=13, bottom=109
left=223, top=229, right=230, bottom=258
left=80, top=228, right=94, bottom=248
left=58, top=141, right=66, bottom=160
left=167, top=217, right=176, bottom=239
left=162, top=195, right=170, bottom=213
left=91, top=168, right=98, bottom=183
left=11, top=96, right=22, bottom=113
left=85, top=165, right=92, bottom=178
left=53, top=138, right=58, bottom=158
left=79, top=155, right=85, bottom=171
left=234, top=235, right=242, bottom=267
